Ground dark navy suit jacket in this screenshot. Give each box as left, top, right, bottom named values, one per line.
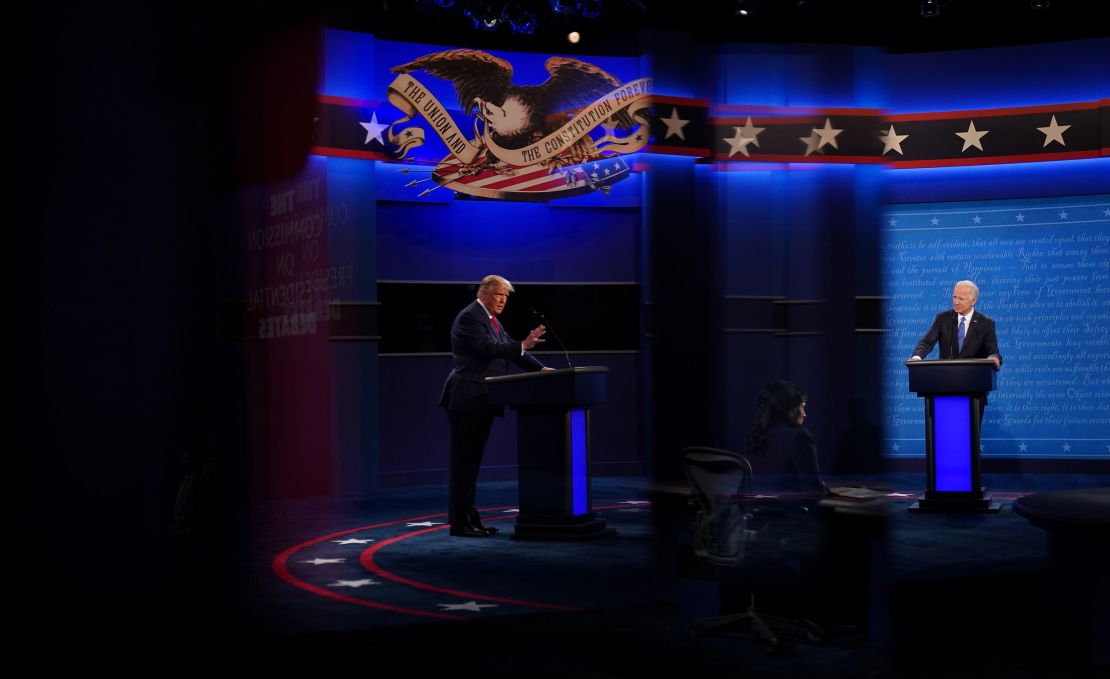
left=439, top=300, right=545, bottom=416
left=912, top=310, right=1003, bottom=365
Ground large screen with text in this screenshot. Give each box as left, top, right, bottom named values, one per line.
left=882, top=194, right=1110, bottom=459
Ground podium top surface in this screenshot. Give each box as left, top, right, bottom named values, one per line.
left=903, top=358, right=997, bottom=368
left=904, top=358, right=997, bottom=395
left=485, top=366, right=608, bottom=385
left=486, top=366, right=608, bottom=407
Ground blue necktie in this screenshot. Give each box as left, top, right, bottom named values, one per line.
left=957, top=315, right=966, bottom=353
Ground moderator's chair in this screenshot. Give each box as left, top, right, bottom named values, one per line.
left=681, top=446, right=823, bottom=652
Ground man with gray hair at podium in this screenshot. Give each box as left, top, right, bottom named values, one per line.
left=908, top=280, right=1002, bottom=418
left=439, top=274, right=553, bottom=538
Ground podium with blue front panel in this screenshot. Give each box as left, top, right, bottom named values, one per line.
left=486, top=366, right=615, bottom=539
left=905, top=359, right=1002, bottom=513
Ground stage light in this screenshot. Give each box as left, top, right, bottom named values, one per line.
left=921, top=0, right=940, bottom=17
left=568, top=30, right=581, bottom=44
left=580, top=0, right=602, bottom=18
left=550, top=0, right=580, bottom=15
left=1030, top=0, right=1051, bottom=9
left=462, top=0, right=502, bottom=30
left=734, top=0, right=762, bottom=17
left=502, top=2, right=537, bottom=34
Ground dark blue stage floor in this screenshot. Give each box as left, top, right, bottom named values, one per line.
left=213, top=474, right=1108, bottom=677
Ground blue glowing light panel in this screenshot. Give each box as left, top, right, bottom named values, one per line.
left=883, top=194, right=1110, bottom=459
left=933, top=396, right=973, bottom=491
left=570, top=408, right=588, bottom=516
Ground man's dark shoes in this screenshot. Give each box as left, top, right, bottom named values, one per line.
left=449, top=525, right=489, bottom=538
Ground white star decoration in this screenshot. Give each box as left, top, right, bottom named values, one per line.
left=328, top=579, right=379, bottom=588
left=888, top=218, right=898, bottom=227
left=1058, top=211, right=1069, bottom=220
left=359, top=112, right=389, bottom=146
left=800, top=131, right=821, bottom=156
left=1016, top=213, right=1025, bottom=222
left=930, top=217, right=940, bottom=226
left=301, top=558, right=345, bottom=565
left=738, top=116, right=765, bottom=147
left=879, top=124, right=909, bottom=156
left=1018, top=443, right=1028, bottom=452
left=1062, top=443, right=1072, bottom=452
left=438, top=601, right=497, bottom=612
left=1104, top=209, right=1110, bottom=218
left=813, top=118, right=843, bottom=150
left=661, top=108, right=690, bottom=141
left=332, top=538, right=375, bottom=545
left=956, top=121, right=989, bottom=152
left=973, top=215, right=982, bottom=224
left=406, top=521, right=444, bottom=527
left=724, top=127, right=755, bottom=157
left=1037, top=115, right=1070, bottom=147
left=891, top=442, right=901, bottom=452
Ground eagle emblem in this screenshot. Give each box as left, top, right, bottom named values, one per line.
left=384, top=49, right=653, bottom=200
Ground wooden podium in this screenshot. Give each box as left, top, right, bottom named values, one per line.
left=486, top=366, right=615, bottom=540
left=905, top=358, right=1001, bottom=513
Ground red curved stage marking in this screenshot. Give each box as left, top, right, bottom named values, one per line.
left=275, top=503, right=646, bottom=618
left=358, top=516, right=582, bottom=612
left=272, top=511, right=472, bottom=620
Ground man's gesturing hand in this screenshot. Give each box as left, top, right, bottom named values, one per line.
left=522, top=324, right=546, bottom=351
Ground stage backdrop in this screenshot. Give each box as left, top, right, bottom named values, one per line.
left=882, top=193, right=1110, bottom=459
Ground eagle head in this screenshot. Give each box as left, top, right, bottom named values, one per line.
left=474, top=95, right=540, bottom=148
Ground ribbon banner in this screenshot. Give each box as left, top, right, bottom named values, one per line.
left=383, top=72, right=653, bottom=200
left=480, top=77, right=653, bottom=167
left=386, top=73, right=484, bottom=164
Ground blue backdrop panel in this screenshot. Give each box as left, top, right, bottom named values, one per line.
left=884, top=38, right=1110, bottom=111
left=377, top=199, right=640, bottom=282
left=883, top=194, right=1110, bottom=459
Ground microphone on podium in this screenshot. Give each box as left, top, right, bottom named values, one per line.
left=529, top=307, right=573, bottom=369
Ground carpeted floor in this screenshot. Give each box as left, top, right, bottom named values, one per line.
left=167, top=474, right=1108, bottom=677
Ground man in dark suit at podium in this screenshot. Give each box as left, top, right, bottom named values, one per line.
left=440, top=275, right=552, bottom=537
left=909, top=280, right=1002, bottom=418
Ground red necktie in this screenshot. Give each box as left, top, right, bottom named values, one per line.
left=491, top=317, right=502, bottom=337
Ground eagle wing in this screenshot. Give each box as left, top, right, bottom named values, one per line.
left=391, top=49, right=514, bottom=116
left=538, top=57, right=623, bottom=113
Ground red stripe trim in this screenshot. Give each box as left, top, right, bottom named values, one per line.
left=272, top=511, right=467, bottom=621
left=715, top=114, right=880, bottom=125
left=521, top=177, right=577, bottom=192
left=310, top=146, right=390, bottom=161
left=651, top=95, right=710, bottom=107
left=715, top=153, right=884, bottom=164
left=359, top=517, right=583, bottom=611
left=714, top=104, right=883, bottom=116
left=885, top=101, right=1098, bottom=121
left=317, top=93, right=383, bottom=108
left=710, top=162, right=790, bottom=171
left=888, top=149, right=1100, bottom=168
left=481, top=168, right=553, bottom=190
left=646, top=144, right=710, bottom=156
